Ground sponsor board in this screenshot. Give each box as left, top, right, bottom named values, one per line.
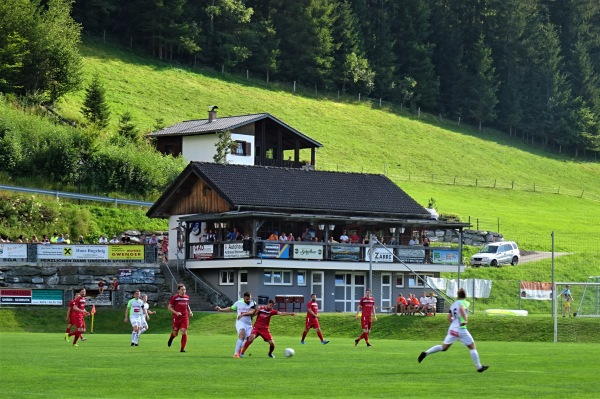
left=109, top=245, right=144, bottom=260
left=224, top=243, right=250, bottom=259
left=293, top=244, right=323, bottom=260
left=192, top=244, right=214, bottom=259
left=259, top=243, right=290, bottom=259
left=432, top=249, right=460, bottom=265
left=0, top=243, right=27, bottom=259
left=0, top=288, right=63, bottom=305
left=397, top=248, right=425, bottom=263
left=330, top=245, right=360, bottom=261
left=118, top=268, right=156, bottom=284
left=366, top=247, right=394, bottom=262
left=520, top=281, right=552, bottom=300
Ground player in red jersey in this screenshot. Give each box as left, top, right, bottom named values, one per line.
left=64, top=292, right=80, bottom=342
left=300, top=293, right=329, bottom=345
left=167, top=284, right=193, bottom=352
left=240, top=299, right=295, bottom=358
left=68, top=288, right=90, bottom=346
left=355, top=288, right=377, bottom=347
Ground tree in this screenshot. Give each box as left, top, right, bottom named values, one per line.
left=213, top=130, right=234, bottom=164
left=116, top=111, right=139, bottom=142
left=465, top=35, right=499, bottom=130
left=81, top=75, right=110, bottom=129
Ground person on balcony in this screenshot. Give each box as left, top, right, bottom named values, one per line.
left=267, top=231, right=279, bottom=240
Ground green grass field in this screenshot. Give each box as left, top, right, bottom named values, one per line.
left=1, top=332, right=598, bottom=398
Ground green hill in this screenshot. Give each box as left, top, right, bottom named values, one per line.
left=3, top=37, right=600, bottom=311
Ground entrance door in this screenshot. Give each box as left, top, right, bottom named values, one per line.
left=334, top=272, right=366, bottom=312
left=311, top=271, right=324, bottom=310
left=237, top=270, right=248, bottom=298
left=380, top=273, right=392, bottom=312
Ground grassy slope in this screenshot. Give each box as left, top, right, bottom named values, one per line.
left=36, top=37, right=600, bottom=307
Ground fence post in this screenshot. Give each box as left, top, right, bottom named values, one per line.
left=246, top=70, right=249, bottom=79
left=293, top=81, right=296, bottom=92
left=379, top=98, right=382, bottom=107
left=358, top=93, right=361, bottom=101
left=512, top=180, right=514, bottom=189
left=453, top=177, right=456, bottom=185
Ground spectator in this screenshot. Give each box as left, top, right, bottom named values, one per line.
left=279, top=231, right=288, bottom=241
left=409, top=294, right=420, bottom=315
left=226, top=227, right=240, bottom=241
left=328, top=236, right=338, bottom=243
left=56, top=233, right=65, bottom=243
left=409, top=236, right=418, bottom=246
left=362, top=234, right=370, bottom=244
left=349, top=231, right=360, bottom=243
left=30, top=235, right=39, bottom=243
left=419, top=291, right=429, bottom=315
left=339, top=230, right=349, bottom=243
left=427, top=292, right=437, bottom=316
left=206, top=230, right=216, bottom=242
left=122, top=234, right=131, bottom=244
left=396, top=294, right=408, bottom=315
left=98, top=234, right=108, bottom=244
left=17, top=235, right=24, bottom=243
left=140, top=234, right=147, bottom=244
left=267, top=231, right=279, bottom=241
left=112, top=278, right=119, bottom=291
left=63, top=234, right=71, bottom=244
left=287, top=232, right=295, bottom=241
left=161, top=236, right=169, bottom=263
left=301, top=228, right=312, bottom=241
left=422, top=235, right=432, bottom=263
left=98, top=279, right=105, bottom=296
left=41, top=234, right=50, bottom=245
left=77, top=235, right=85, bottom=244
left=109, top=235, right=120, bottom=244
left=50, top=232, right=59, bottom=243
left=148, top=233, right=159, bottom=259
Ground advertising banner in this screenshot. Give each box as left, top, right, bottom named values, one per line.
left=519, top=281, right=552, bottom=300
left=260, top=243, right=290, bottom=259
left=396, top=248, right=425, bottom=263
left=293, top=244, right=324, bottom=260
left=366, top=247, right=394, bottom=262
left=118, top=268, right=156, bottom=284
left=0, top=243, right=28, bottom=259
left=192, top=244, right=214, bottom=259
left=0, top=288, right=63, bottom=305
left=224, top=243, right=250, bottom=259
left=330, top=245, right=360, bottom=261
left=108, top=245, right=144, bottom=260
left=432, top=249, right=460, bottom=265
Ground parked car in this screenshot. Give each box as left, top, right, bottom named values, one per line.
left=470, top=241, right=520, bottom=267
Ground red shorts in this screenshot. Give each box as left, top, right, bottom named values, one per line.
left=361, top=315, right=372, bottom=331
left=305, top=317, right=320, bottom=330
left=172, top=316, right=189, bottom=331
left=70, top=314, right=85, bottom=329
left=251, top=327, right=273, bottom=342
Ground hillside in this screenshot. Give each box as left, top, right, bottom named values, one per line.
left=3, top=38, right=599, bottom=304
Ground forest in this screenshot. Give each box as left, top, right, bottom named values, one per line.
left=1, top=0, right=599, bottom=156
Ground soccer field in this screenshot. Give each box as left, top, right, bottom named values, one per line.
left=0, top=333, right=598, bottom=398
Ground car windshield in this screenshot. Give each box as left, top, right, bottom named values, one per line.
left=480, top=245, right=499, bottom=254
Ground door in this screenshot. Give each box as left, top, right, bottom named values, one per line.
left=380, top=273, right=392, bottom=312
left=334, top=272, right=366, bottom=312
left=311, top=271, right=324, bottom=310
left=237, top=270, right=248, bottom=298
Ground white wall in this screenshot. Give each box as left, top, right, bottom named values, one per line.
left=181, top=133, right=255, bottom=165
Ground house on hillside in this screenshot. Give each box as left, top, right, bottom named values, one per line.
left=148, top=162, right=469, bottom=313
left=147, top=106, right=322, bottom=168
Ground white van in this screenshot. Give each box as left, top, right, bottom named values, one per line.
left=470, top=241, right=520, bottom=267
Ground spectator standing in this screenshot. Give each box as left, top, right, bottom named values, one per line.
left=109, top=235, right=120, bottom=244
left=349, top=231, right=360, bottom=243
left=31, top=235, right=39, bottom=243
left=409, top=236, right=418, bottom=246
left=300, top=294, right=329, bottom=345
left=148, top=234, right=159, bottom=259
left=167, top=284, right=193, bottom=352
left=279, top=231, right=288, bottom=241
left=301, top=228, right=312, bottom=241
left=56, top=234, right=65, bottom=243
left=161, top=236, right=169, bottom=263
left=418, top=288, right=489, bottom=373
left=63, top=234, right=71, bottom=244
left=121, top=234, right=131, bottom=244
left=77, top=235, right=85, bottom=244
left=215, top=292, right=257, bottom=358
left=423, top=235, right=432, bottom=263
left=355, top=289, right=377, bottom=346
left=267, top=231, right=279, bottom=241
left=239, top=299, right=295, bottom=358
left=339, top=230, right=349, bottom=243
left=41, top=235, right=50, bottom=245
left=98, top=234, right=108, bottom=244
left=287, top=232, right=295, bottom=241
left=50, top=232, right=59, bottom=243
left=226, top=227, right=240, bottom=241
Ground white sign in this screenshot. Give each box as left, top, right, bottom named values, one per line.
left=37, top=245, right=109, bottom=259
left=224, top=243, right=249, bottom=259
left=366, top=247, right=394, bottom=262
left=192, top=244, right=214, bottom=259
left=293, top=244, right=324, bottom=260
left=0, top=243, right=27, bottom=259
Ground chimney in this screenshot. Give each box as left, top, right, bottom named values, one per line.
left=208, top=105, right=218, bottom=122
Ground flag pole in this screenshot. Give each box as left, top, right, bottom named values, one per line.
left=91, top=304, right=96, bottom=333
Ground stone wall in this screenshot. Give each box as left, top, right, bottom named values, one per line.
left=425, top=229, right=504, bottom=246
left=0, top=263, right=170, bottom=307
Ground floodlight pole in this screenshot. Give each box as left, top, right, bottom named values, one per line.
left=551, top=231, right=555, bottom=318
left=368, top=235, right=374, bottom=290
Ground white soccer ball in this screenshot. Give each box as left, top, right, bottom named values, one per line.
left=284, top=348, right=295, bottom=357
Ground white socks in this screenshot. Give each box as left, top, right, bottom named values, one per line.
left=426, top=345, right=443, bottom=355
left=470, top=349, right=482, bottom=369
left=235, top=338, right=244, bottom=355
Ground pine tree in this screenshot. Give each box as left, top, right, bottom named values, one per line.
left=465, top=35, right=499, bottom=130
left=81, top=75, right=110, bottom=129
left=117, top=111, right=139, bottom=143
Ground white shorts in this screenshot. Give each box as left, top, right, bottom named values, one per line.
left=129, top=315, right=143, bottom=328
left=140, top=317, right=148, bottom=329
left=236, top=320, right=253, bottom=337
left=443, top=328, right=474, bottom=346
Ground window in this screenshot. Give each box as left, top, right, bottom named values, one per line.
left=395, top=274, right=404, bottom=287
left=220, top=270, right=234, bottom=285
left=264, top=269, right=292, bottom=285
left=232, top=141, right=252, bottom=156
left=408, top=273, right=433, bottom=288
left=297, top=270, right=307, bottom=286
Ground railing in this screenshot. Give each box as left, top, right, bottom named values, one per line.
left=0, top=184, right=154, bottom=207
left=185, top=240, right=461, bottom=265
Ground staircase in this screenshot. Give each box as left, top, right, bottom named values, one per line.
left=161, top=260, right=230, bottom=311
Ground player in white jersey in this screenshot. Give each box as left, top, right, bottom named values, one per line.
left=417, top=288, right=489, bottom=372
left=215, top=291, right=257, bottom=358
left=139, top=294, right=156, bottom=335
left=124, top=290, right=147, bottom=346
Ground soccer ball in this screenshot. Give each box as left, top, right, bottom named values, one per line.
left=284, top=348, right=295, bottom=357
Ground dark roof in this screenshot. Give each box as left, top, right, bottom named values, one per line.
left=147, top=113, right=322, bottom=147
left=147, top=162, right=430, bottom=219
